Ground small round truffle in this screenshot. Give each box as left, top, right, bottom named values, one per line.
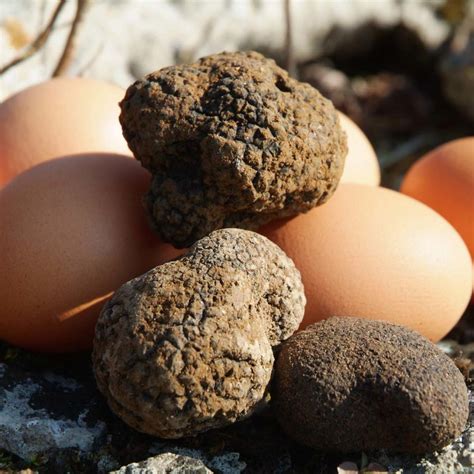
left=120, top=51, right=347, bottom=247
left=93, top=229, right=305, bottom=438
left=273, top=317, right=469, bottom=454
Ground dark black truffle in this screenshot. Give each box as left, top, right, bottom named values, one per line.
left=273, top=317, right=469, bottom=453
left=120, top=51, right=347, bottom=247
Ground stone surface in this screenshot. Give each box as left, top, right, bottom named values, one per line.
left=0, top=339, right=472, bottom=472
left=110, top=452, right=213, bottom=474
left=120, top=51, right=347, bottom=247
left=337, top=461, right=359, bottom=473
left=148, top=447, right=246, bottom=474
left=273, top=317, right=469, bottom=453
left=0, top=361, right=106, bottom=461
left=93, top=229, right=305, bottom=439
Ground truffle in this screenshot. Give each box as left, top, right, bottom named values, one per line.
left=273, top=317, right=469, bottom=453
left=120, top=51, right=347, bottom=247
left=93, top=229, right=305, bottom=438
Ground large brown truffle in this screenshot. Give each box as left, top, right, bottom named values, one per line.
left=93, top=229, right=305, bottom=438
left=273, top=317, right=469, bottom=454
left=120, top=51, right=347, bottom=247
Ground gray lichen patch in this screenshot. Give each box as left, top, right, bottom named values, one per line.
left=110, top=452, right=213, bottom=473
left=120, top=51, right=347, bottom=247
left=0, top=363, right=106, bottom=461
left=273, top=317, right=469, bottom=454
left=93, top=229, right=305, bottom=439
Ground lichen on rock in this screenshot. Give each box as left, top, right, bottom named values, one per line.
left=109, top=452, right=213, bottom=473
left=0, top=362, right=107, bottom=461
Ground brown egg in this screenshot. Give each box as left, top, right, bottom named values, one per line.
left=0, top=78, right=131, bottom=187
left=401, top=137, right=474, bottom=260
left=261, top=183, right=472, bottom=341
left=472, top=263, right=474, bottom=301
left=0, top=154, right=181, bottom=352
left=338, top=112, right=380, bottom=186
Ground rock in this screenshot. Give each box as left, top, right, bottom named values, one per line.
left=366, top=462, right=388, bottom=472
left=148, top=445, right=246, bottom=474
left=93, top=229, right=305, bottom=439
left=120, top=51, right=347, bottom=247
left=273, top=317, right=469, bottom=453
left=337, top=461, right=358, bottom=473
left=0, top=361, right=107, bottom=461
left=109, top=452, right=213, bottom=474
left=97, top=454, right=121, bottom=473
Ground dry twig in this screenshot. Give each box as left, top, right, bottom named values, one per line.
left=0, top=0, right=67, bottom=75
left=52, top=0, right=89, bottom=77
left=284, top=0, right=296, bottom=78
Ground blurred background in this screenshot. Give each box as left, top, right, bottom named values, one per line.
left=1, top=0, right=473, bottom=190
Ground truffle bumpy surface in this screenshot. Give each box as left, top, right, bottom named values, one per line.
left=120, top=51, right=347, bottom=247
left=93, top=229, right=305, bottom=439
left=273, top=317, right=469, bottom=454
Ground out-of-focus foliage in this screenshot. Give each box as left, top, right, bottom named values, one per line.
left=437, top=0, right=470, bottom=24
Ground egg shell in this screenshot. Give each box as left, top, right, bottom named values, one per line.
left=0, top=77, right=131, bottom=187
left=401, top=137, right=474, bottom=259
left=338, top=112, right=380, bottom=186
left=0, top=154, right=181, bottom=352
left=260, top=183, right=472, bottom=341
